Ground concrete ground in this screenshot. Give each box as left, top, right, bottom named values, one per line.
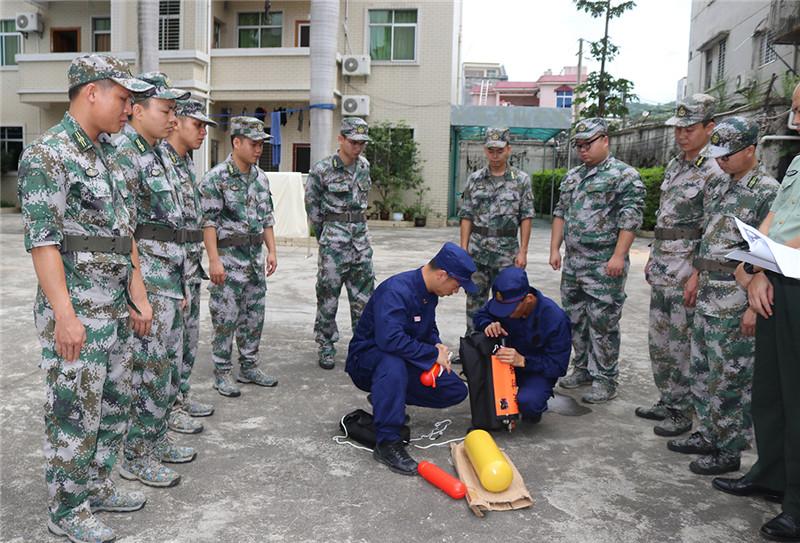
left=0, top=214, right=776, bottom=543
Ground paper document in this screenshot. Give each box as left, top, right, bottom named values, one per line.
left=725, top=217, right=800, bottom=279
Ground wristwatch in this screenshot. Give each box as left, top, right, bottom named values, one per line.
left=743, top=263, right=756, bottom=275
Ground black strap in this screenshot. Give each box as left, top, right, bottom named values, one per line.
left=135, top=224, right=203, bottom=244
left=694, top=258, right=738, bottom=274
left=324, top=211, right=366, bottom=223
left=473, top=226, right=518, bottom=238
left=654, top=227, right=703, bottom=240
left=60, top=234, right=132, bottom=255
left=217, top=233, right=263, bottom=248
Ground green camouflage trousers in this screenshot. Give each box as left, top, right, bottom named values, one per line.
left=125, top=294, right=183, bottom=458
left=208, top=268, right=266, bottom=371
left=466, top=261, right=504, bottom=333
left=560, top=270, right=626, bottom=388
left=690, top=311, right=754, bottom=453
left=35, top=309, right=133, bottom=522
left=314, top=245, right=374, bottom=356
left=648, top=285, right=694, bottom=412
left=178, top=281, right=201, bottom=399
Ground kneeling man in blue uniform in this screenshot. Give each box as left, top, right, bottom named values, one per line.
left=346, top=242, right=475, bottom=475
left=473, top=268, right=572, bottom=422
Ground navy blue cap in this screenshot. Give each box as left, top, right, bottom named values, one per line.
left=433, top=242, right=477, bottom=293
left=487, top=267, right=530, bottom=317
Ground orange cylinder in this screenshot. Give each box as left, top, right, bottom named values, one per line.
left=418, top=461, right=467, bottom=499
left=420, top=363, right=442, bottom=388
left=464, top=429, right=513, bottom=492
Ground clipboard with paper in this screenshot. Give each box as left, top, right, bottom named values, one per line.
left=725, top=217, right=800, bottom=279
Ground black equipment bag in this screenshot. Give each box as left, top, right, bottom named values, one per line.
left=339, top=409, right=410, bottom=448
left=460, top=332, right=514, bottom=432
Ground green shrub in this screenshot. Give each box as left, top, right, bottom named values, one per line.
left=529, top=165, right=664, bottom=230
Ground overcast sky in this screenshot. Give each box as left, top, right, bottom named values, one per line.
left=461, top=0, right=692, bottom=104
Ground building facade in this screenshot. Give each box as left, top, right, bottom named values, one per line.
left=0, top=0, right=462, bottom=224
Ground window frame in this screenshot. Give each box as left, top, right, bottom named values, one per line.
left=367, top=8, right=419, bottom=64
left=292, top=143, right=311, bottom=173
left=555, top=89, right=573, bottom=109
left=295, top=20, right=310, bottom=47
left=0, top=19, right=22, bottom=67
left=237, top=11, right=283, bottom=49
left=51, top=27, right=81, bottom=53
left=159, top=0, right=181, bottom=51
left=716, top=38, right=726, bottom=82
left=1, top=126, right=25, bottom=173
left=757, top=30, right=777, bottom=67
left=213, top=18, right=222, bottom=49
left=91, top=16, right=111, bottom=53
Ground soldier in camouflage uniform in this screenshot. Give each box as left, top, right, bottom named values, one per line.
left=113, top=73, right=197, bottom=488
left=550, top=118, right=646, bottom=403
left=459, top=127, right=535, bottom=334
left=201, top=116, right=279, bottom=396
left=18, top=54, right=153, bottom=543
left=637, top=95, right=725, bottom=437
left=161, top=99, right=217, bottom=434
left=305, top=117, right=375, bottom=370
left=667, top=117, right=779, bottom=475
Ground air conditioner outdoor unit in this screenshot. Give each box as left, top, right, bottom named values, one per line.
left=342, top=95, right=370, bottom=116
left=15, top=12, right=42, bottom=33
left=341, top=55, right=371, bottom=76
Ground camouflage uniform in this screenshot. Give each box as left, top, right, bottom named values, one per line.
left=644, top=95, right=725, bottom=421
left=17, top=55, right=153, bottom=526
left=689, top=118, right=779, bottom=465
left=114, top=74, right=191, bottom=464
left=201, top=117, right=275, bottom=377
left=305, top=117, right=375, bottom=368
left=554, top=119, right=645, bottom=392
left=458, top=127, right=535, bottom=332
left=160, top=99, right=217, bottom=416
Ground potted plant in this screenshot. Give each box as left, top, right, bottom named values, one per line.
left=411, top=186, right=432, bottom=227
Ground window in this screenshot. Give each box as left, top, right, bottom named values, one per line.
left=368, top=9, right=417, bottom=61
left=51, top=28, right=80, bottom=53
left=238, top=12, right=282, bottom=48
left=704, top=49, right=713, bottom=90
left=295, top=20, right=310, bottom=47
left=758, top=30, right=777, bottom=66
left=92, top=17, right=110, bottom=52
left=1, top=127, right=24, bottom=172
left=556, top=90, right=573, bottom=108
left=213, top=19, right=222, bottom=48
left=258, top=130, right=278, bottom=172
left=0, top=20, right=21, bottom=66
left=717, top=38, right=726, bottom=82
left=210, top=139, right=219, bottom=167
left=486, top=69, right=497, bottom=77
left=159, top=0, right=180, bottom=50
left=293, top=144, right=310, bottom=173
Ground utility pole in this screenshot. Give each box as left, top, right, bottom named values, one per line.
left=574, top=38, right=583, bottom=125
left=137, top=0, right=158, bottom=73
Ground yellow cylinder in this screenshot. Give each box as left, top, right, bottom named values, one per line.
left=464, top=429, right=513, bottom=493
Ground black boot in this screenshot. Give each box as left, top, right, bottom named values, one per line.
left=373, top=441, right=418, bottom=476
left=760, top=513, right=800, bottom=542
left=712, top=476, right=784, bottom=503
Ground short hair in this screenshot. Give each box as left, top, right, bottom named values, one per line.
left=428, top=258, right=440, bottom=270
left=68, top=78, right=115, bottom=101
left=231, top=135, right=243, bottom=147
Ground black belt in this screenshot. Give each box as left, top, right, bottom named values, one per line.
left=694, top=258, right=738, bottom=276
left=217, top=233, right=263, bottom=248
left=654, top=227, right=702, bottom=240
left=473, top=226, right=518, bottom=238
left=60, top=234, right=132, bottom=255
left=324, top=212, right=366, bottom=223
left=135, top=224, right=203, bottom=244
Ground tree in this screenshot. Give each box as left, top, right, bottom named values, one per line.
left=365, top=121, right=424, bottom=219
left=574, top=0, right=638, bottom=118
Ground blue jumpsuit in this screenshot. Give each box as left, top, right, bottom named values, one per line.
left=473, top=288, right=572, bottom=415
left=346, top=269, right=468, bottom=443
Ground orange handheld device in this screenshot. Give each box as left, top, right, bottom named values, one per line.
left=491, top=341, right=520, bottom=428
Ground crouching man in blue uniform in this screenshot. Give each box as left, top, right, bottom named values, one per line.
left=346, top=242, right=476, bottom=475
left=473, top=267, right=572, bottom=423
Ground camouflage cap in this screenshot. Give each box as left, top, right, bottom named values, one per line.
left=230, top=116, right=271, bottom=141
left=572, top=118, right=608, bottom=140
left=484, top=127, right=510, bottom=148
left=701, top=116, right=759, bottom=158
left=340, top=117, right=370, bottom=141
left=135, top=72, right=191, bottom=101
left=175, top=98, right=218, bottom=127
left=665, top=93, right=717, bottom=127
left=67, top=54, right=154, bottom=93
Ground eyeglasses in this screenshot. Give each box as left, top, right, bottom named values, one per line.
left=572, top=135, right=603, bottom=151
left=717, top=146, right=749, bottom=162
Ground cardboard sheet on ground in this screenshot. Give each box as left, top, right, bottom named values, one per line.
left=266, top=172, right=309, bottom=239
left=450, top=441, right=533, bottom=517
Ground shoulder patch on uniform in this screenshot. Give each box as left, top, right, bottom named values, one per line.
left=747, top=175, right=759, bottom=189
left=226, top=162, right=236, bottom=176
left=694, top=156, right=706, bottom=167
left=71, top=129, right=91, bottom=151
left=133, top=135, right=148, bottom=154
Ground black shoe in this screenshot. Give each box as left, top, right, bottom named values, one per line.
left=667, top=431, right=716, bottom=455
left=654, top=409, right=692, bottom=437
left=689, top=450, right=741, bottom=476
left=318, top=354, right=335, bottom=370
left=635, top=400, right=668, bottom=421
left=760, top=512, right=800, bottom=542
left=373, top=441, right=418, bottom=476
left=712, top=476, right=784, bottom=504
